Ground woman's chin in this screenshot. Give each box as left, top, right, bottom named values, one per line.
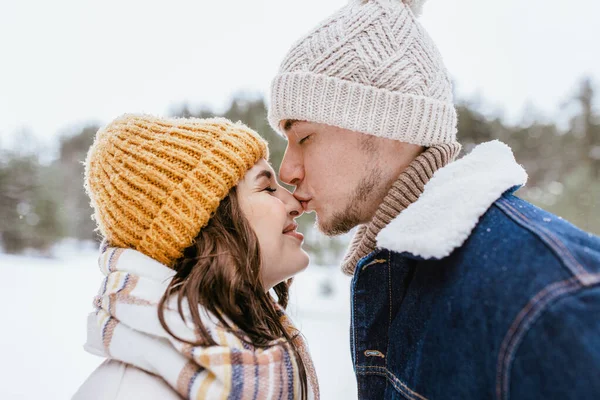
left=287, top=246, right=310, bottom=273
left=287, top=258, right=310, bottom=281
left=298, top=250, right=310, bottom=272
left=284, top=253, right=311, bottom=282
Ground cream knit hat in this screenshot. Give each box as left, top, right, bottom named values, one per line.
left=84, top=114, right=268, bottom=267
left=268, top=0, right=457, bottom=146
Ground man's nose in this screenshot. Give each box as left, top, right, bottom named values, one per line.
left=279, top=150, right=304, bottom=187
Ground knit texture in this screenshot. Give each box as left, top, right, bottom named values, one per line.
left=268, top=0, right=457, bottom=146
left=341, top=142, right=461, bottom=275
left=84, top=114, right=268, bottom=267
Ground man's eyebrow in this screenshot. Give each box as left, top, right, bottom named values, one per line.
left=254, top=170, right=272, bottom=182
left=283, top=119, right=300, bottom=131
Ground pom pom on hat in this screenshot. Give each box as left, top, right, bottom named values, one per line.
left=350, top=0, right=427, bottom=16
left=402, top=0, right=427, bottom=16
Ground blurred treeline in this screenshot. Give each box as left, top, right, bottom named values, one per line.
left=1, top=78, right=598, bottom=262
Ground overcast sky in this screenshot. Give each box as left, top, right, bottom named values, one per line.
left=1, top=0, right=598, bottom=146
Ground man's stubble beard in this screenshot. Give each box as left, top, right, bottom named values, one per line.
left=317, top=166, right=384, bottom=236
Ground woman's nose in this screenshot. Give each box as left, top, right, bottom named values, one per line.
left=285, top=191, right=303, bottom=217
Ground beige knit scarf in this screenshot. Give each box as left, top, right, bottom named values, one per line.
left=85, top=244, right=320, bottom=399
left=341, top=143, right=462, bottom=275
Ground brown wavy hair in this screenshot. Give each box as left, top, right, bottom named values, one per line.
left=157, top=186, right=308, bottom=398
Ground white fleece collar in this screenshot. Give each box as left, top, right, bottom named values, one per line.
left=376, top=140, right=528, bottom=259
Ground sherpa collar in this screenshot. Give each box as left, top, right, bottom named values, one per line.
left=376, top=140, right=528, bottom=259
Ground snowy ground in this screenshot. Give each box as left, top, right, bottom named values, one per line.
left=0, top=248, right=357, bottom=399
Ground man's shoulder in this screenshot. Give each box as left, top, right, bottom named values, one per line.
left=382, top=191, right=600, bottom=307
left=483, top=193, right=600, bottom=278
left=383, top=189, right=600, bottom=278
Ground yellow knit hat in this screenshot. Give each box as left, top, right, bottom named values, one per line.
left=84, top=114, right=268, bottom=267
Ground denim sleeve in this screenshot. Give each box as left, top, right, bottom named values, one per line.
left=508, top=285, right=600, bottom=400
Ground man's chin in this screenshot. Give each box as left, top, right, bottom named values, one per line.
left=315, top=213, right=358, bottom=237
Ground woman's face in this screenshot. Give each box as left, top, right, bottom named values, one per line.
left=237, top=158, right=309, bottom=290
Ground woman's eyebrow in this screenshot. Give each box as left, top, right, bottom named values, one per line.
left=254, top=170, right=272, bottom=182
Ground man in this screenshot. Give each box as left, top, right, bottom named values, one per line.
left=268, top=0, right=600, bottom=399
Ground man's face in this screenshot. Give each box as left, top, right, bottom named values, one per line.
left=279, top=121, right=417, bottom=236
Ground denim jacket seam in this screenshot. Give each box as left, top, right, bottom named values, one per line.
left=495, top=276, right=592, bottom=400
left=494, top=198, right=588, bottom=279
left=352, top=272, right=360, bottom=399
left=386, top=250, right=392, bottom=369
left=352, top=252, right=376, bottom=399
left=356, top=365, right=429, bottom=400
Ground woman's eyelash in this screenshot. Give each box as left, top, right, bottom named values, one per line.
left=264, top=187, right=277, bottom=193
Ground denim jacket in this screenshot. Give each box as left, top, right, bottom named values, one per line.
left=350, top=141, right=600, bottom=400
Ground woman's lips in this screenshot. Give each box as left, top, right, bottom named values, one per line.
left=284, top=230, right=304, bottom=242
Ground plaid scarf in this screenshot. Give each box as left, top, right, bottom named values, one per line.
left=84, top=244, right=319, bottom=400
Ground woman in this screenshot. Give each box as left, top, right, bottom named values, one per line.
left=73, top=114, right=319, bottom=399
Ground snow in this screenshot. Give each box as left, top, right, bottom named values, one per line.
left=0, top=249, right=357, bottom=399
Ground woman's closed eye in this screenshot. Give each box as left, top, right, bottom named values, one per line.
left=263, top=186, right=277, bottom=193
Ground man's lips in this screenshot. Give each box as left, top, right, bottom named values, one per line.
left=293, top=193, right=312, bottom=211
left=296, top=198, right=313, bottom=212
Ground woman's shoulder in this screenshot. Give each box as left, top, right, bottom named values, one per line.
left=72, top=359, right=181, bottom=400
